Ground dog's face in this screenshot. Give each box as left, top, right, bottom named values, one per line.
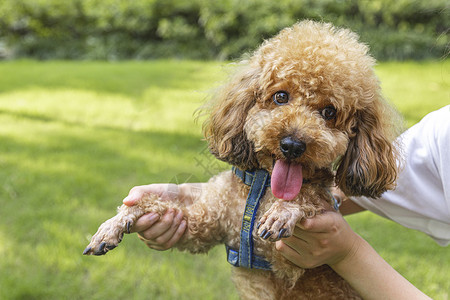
left=244, top=90, right=350, bottom=200
left=204, top=21, right=400, bottom=199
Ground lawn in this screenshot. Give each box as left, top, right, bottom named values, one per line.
left=0, top=59, right=448, bottom=299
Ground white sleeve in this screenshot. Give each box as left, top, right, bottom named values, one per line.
left=352, top=105, right=450, bottom=246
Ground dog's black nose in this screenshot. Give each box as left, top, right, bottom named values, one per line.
left=280, top=137, right=306, bottom=160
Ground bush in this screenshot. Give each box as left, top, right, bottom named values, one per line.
left=0, top=0, right=448, bottom=60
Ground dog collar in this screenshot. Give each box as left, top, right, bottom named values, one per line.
left=225, top=167, right=272, bottom=270
left=232, top=166, right=272, bottom=188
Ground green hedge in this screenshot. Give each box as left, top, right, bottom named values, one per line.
left=0, top=0, right=448, bottom=60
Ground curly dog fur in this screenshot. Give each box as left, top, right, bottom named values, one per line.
left=84, top=21, right=401, bottom=299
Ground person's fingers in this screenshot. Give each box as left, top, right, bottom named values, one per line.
left=278, top=234, right=331, bottom=269
left=137, top=209, right=175, bottom=238
left=123, top=184, right=171, bottom=207
left=170, top=219, right=187, bottom=244
left=286, top=211, right=342, bottom=252
left=141, top=210, right=184, bottom=244
left=275, top=240, right=307, bottom=267
left=146, top=219, right=187, bottom=251
left=282, top=233, right=308, bottom=250
left=296, top=210, right=340, bottom=234
left=123, top=186, right=150, bottom=206
left=131, top=212, right=161, bottom=233
left=123, top=183, right=191, bottom=207
left=136, top=209, right=182, bottom=240
left=138, top=210, right=186, bottom=250
left=123, top=191, right=141, bottom=206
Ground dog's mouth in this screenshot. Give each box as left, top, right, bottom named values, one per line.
left=271, top=159, right=303, bottom=201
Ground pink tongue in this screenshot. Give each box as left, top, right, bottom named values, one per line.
left=271, top=160, right=303, bottom=200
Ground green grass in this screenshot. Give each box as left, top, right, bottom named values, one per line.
left=0, top=59, right=448, bottom=299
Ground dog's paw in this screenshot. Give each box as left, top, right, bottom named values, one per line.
left=257, top=201, right=302, bottom=242
left=83, top=217, right=132, bottom=256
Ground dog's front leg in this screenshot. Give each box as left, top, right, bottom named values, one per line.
left=83, top=175, right=232, bottom=256
left=83, top=193, right=181, bottom=256
left=256, top=190, right=326, bottom=242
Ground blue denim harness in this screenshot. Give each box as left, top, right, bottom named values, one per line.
left=226, top=167, right=341, bottom=270
left=225, top=167, right=272, bottom=270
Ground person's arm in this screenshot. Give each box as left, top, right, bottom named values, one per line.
left=122, top=183, right=205, bottom=250
left=332, top=234, right=430, bottom=300
left=276, top=206, right=431, bottom=300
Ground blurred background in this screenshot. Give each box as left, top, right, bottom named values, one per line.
left=0, top=0, right=449, bottom=299
left=0, top=0, right=448, bottom=61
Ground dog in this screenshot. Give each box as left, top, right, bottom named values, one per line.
left=84, top=21, right=400, bottom=299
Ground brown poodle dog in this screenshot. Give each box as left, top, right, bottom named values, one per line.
left=84, top=21, right=401, bottom=299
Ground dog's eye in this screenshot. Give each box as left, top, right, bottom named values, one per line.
left=273, top=91, right=290, bottom=105
left=321, top=106, right=337, bottom=120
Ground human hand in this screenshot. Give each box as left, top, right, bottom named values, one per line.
left=275, top=203, right=361, bottom=269
left=122, top=183, right=199, bottom=250
left=124, top=183, right=184, bottom=206
left=276, top=200, right=431, bottom=299
left=131, top=209, right=187, bottom=251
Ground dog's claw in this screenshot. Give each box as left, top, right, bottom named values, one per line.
left=278, top=228, right=287, bottom=239
left=126, top=221, right=132, bottom=234
left=99, top=242, right=106, bottom=251
left=262, top=231, right=273, bottom=240
left=84, top=240, right=119, bottom=256
left=259, top=229, right=267, bottom=238
left=92, top=242, right=107, bottom=255
left=83, top=246, right=92, bottom=255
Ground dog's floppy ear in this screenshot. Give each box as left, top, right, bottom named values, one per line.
left=336, top=101, right=399, bottom=198
left=202, top=63, right=261, bottom=170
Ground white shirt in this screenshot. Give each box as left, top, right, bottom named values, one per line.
left=352, top=105, right=450, bottom=246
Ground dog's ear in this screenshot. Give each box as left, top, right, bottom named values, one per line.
left=202, top=63, right=261, bottom=170
left=336, top=102, right=399, bottom=198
